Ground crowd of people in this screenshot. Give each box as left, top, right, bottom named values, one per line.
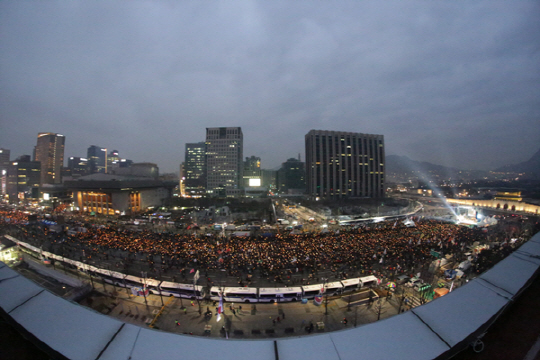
left=0, top=207, right=500, bottom=287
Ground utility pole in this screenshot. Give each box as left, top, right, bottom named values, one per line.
left=322, top=278, right=328, bottom=316
left=141, top=271, right=148, bottom=307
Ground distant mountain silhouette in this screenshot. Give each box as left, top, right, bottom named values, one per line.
left=385, top=155, right=460, bottom=175
left=386, top=148, right=540, bottom=179
left=496, top=148, right=540, bottom=176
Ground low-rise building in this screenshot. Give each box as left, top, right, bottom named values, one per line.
left=65, top=174, right=175, bottom=215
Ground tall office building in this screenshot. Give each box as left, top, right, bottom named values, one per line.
left=6, top=157, right=41, bottom=202
left=0, top=148, right=10, bottom=167
left=0, top=149, right=10, bottom=196
left=261, top=169, right=277, bottom=192
left=87, top=145, right=107, bottom=174
left=184, top=142, right=206, bottom=196
left=0, top=149, right=10, bottom=195
left=277, top=157, right=306, bottom=194
left=205, top=127, right=243, bottom=197
left=243, top=156, right=261, bottom=187
left=305, top=130, right=384, bottom=199
left=107, top=150, right=120, bottom=172
left=67, top=157, right=89, bottom=178
left=34, top=132, right=65, bottom=185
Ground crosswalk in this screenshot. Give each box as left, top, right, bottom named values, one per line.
left=405, top=295, right=423, bottom=308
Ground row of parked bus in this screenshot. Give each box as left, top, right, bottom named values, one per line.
left=8, top=235, right=378, bottom=303
left=209, top=276, right=379, bottom=303
left=8, top=235, right=207, bottom=300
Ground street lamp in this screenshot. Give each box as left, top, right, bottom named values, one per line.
left=322, top=278, right=328, bottom=315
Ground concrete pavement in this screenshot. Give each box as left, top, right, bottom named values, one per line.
left=81, top=281, right=408, bottom=339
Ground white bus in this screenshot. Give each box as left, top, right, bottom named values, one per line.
left=360, top=275, right=379, bottom=288
left=258, top=287, right=303, bottom=303
left=301, top=284, right=324, bottom=299
left=209, top=286, right=258, bottom=303
left=340, top=278, right=361, bottom=293
left=146, top=280, right=203, bottom=299
left=97, top=270, right=144, bottom=288
left=323, top=281, right=344, bottom=296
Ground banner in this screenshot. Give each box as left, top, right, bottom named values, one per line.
left=217, top=294, right=224, bottom=322
left=131, top=287, right=149, bottom=297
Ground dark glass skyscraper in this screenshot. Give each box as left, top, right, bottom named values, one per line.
left=277, top=158, right=306, bottom=194
left=87, top=145, right=107, bottom=174
left=305, top=130, right=384, bottom=199
left=67, top=157, right=89, bottom=177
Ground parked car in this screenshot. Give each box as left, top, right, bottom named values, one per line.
left=405, top=278, right=424, bottom=288
left=413, top=280, right=426, bottom=291
left=396, top=275, right=410, bottom=284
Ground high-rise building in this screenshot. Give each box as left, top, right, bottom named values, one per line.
left=0, top=148, right=10, bottom=167
left=34, top=132, right=65, bottom=185
left=277, top=158, right=306, bottom=194
left=67, top=157, right=89, bottom=178
left=243, top=156, right=261, bottom=188
left=261, top=169, right=277, bottom=192
left=184, top=142, right=206, bottom=196
left=205, top=127, right=243, bottom=197
left=6, top=157, right=41, bottom=203
left=87, top=145, right=107, bottom=174
left=0, top=148, right=10, bottom=195
left=107, top=150, right=120, bottom=172
left=305, top=130, right=384, bottom=199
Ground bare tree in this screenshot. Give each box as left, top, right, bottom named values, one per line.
left=373, top=299, right=386, bottom=321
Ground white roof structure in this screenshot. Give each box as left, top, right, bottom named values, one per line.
left=1, top=232, right=539, bottom=360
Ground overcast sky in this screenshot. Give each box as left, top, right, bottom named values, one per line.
left=1, top=1, right=539, bottom=174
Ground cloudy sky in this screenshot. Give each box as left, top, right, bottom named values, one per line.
left=1, top=1, right=539, bottom=174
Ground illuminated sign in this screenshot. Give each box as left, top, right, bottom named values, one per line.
left=249, top=178, right=261, bottom=187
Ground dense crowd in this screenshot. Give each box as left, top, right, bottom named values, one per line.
left=1, top=208, right=496, bottom=285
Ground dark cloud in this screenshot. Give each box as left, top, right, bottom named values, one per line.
left=1, top=1, right=539, bottom=173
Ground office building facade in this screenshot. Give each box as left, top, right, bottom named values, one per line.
left=243, top=156, right=262, bottom=187
left=0, top=148, right=10, bottom=196
left=305, top=130, right=384, bottom=199
left=184, top=142, right=206, bottom=196
left=66, top=157, right=89, bottom=178
left=107, top=150, right=120, bottom=172
left=6, top=158, right=41, bottom=202
left=205, top=127, right=243, bottom=197
left=34, top=132, right=65, bottom=185
left=277, top=158, right=306, bottom=194
left=0, top=148, right=10, bottom=168
left=87, top=145, right=107, bottom=174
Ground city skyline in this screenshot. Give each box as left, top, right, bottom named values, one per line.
left=1, top=2, right=539, bottom=174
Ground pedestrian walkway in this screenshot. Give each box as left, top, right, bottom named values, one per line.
left=80, top=285, right=404, bottom=339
